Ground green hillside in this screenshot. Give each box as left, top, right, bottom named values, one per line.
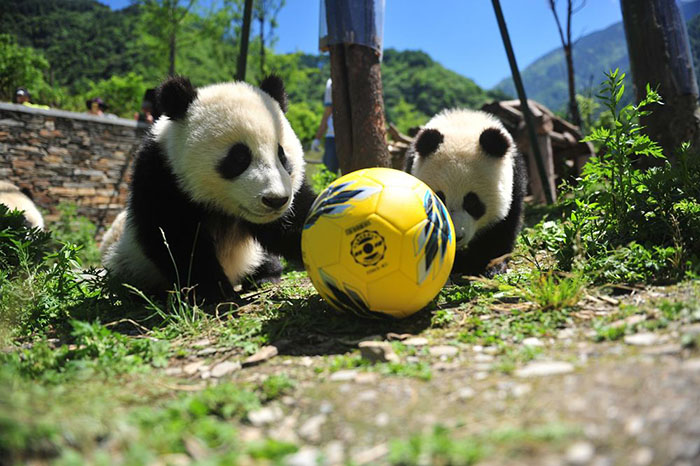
left=496, top=11, right=700, bottom=113
left=494, top=22, right=629, bottom=112
left=0, top=0, right=497, bottom=140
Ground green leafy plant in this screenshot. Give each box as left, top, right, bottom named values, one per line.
left=310, top=165, right=338, bottom=193
left=554, top=69, right=700, bottom=283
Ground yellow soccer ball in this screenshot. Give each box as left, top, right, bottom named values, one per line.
left=302, top=167, right=456, bottom=318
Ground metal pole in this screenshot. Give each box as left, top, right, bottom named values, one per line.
left=491, top=0, right=554, bottom=204
left=236, top=0, right=254, bottom=82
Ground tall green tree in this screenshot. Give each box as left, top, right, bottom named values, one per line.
left=253, top=0, right=285, bottom=76
left=0, top=33, right=48, bottom=102
left=136, top=0, right=197, bottom=76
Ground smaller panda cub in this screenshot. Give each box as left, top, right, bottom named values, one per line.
left=405, top=109, right=527, bottom=277
left=104, top=75, right=317, bottom=301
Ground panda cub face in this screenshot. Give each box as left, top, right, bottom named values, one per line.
left=408, top=109, right=515, bottom=250
left=153, top=75, right=304, bottom=223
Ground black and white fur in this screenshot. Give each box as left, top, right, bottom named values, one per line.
left=0, top=181, right=44, bottom=230
left=405, top=109, right=527, bottom=277
left=103, top=75, right=316, bottom=301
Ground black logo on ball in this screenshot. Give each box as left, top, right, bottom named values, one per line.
left=351, top=230, right=386, bottom=267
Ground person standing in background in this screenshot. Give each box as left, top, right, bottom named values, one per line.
left=312, top=78, right=339, bottom=173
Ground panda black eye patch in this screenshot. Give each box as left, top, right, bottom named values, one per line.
left=218, top=143, right=252, bottom=179
left=463, top=192, right=485, bottom=219
left=278, top=144, right=292, bottom=173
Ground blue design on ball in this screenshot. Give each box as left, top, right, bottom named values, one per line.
left=304, top=181, right=380, bottom=229
left=416, top=190, right=453, bottom=283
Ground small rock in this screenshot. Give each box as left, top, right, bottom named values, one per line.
left=515, top=361, right=575, bottom=378
left=319, top=400, right=333, bottom=414
left=641, top=344, right=682, bottom=356
left=591, top=456, right=613, bottom=466
left=191, top=338, right=211, bottom=347
left=375, top=412, right=390, bottom=426
left=403, top=337, right=428, bottom=346
left=183, top=360, right=206, bottom=375
left=566, top=441, right=595, bottom=465
left=522, top=337, right=544, bottom=347
left=681, top=323, right=700, bottom=337
left=299, top=356, right=314, bottom=367
left=473, top=353, right=494, bottom=362
left=324, top=441, right=344, bottom=465
left=456, top=387, right=476, bottom=399
left=164, top=367, right=183, bottom=376
left=510, top=383, right=532, bottom=397
left=428, top=345, right=459, bottom=357
left=433, top=361, right=460, bottom=371
left=610, top=314, right=646, bottom=328
left=248, top=406, right=284, bottom=427
left=330, top=370, right=357, bottom=382
left=242, top=345, right=278, bottom=367
left=239, top=427, right=263, bottom=443
left=358, top=341, right=399, bottom=363
left=558, top=328, right=576, bottom=339
left=483, top=346, right=499, bottom=354
left=624, top=416, right=645, bottom=436
left=352, top=443, right=389, bottom=465
left=355, top=372, right=379, bottom=384
left=268, top=414, right=298, bottom=443
left=338, top=335, right=382, bottom=346
left=632, top=447, right=654, bottom=466
left=624, top=333, right=660, bottom=346
left=472, top=344, right=484, bottom=352
left=298, top=414, right=326, bottom=443
left=211, top=360, right=240, bottom=377
left=357, top=390, right=378, bottom=402
left=196, top=347, right=220, bottom=356
left=681, top=358, right=700, bottom=371
left=284, top=447, right=321, bottom=466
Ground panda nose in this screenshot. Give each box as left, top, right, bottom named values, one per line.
left=456, top=234, right=465, bottom=242
left=262, top=195, right=289, bottom=209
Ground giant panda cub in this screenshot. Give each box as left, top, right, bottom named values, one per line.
left=103, top=75, right=317, bottom=301
left=405, top=109, right=527, bottom=277
left=0, top=181, right=44, bottom=230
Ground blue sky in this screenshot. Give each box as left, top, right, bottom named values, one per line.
left=103, top=0, right=623, bottom=89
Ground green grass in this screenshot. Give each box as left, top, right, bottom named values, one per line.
left=388, top=423, right=578, bottom=465
left=1, top=109, right=699, bottom=466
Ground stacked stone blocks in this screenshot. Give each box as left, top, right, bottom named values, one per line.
left=0, top=102, right=147, bottom=233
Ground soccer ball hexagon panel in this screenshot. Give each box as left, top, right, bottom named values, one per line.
left=302, top=168, right=455, bottom=318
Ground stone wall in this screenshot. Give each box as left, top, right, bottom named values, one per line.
left=0, top=102, right=148, bottom=234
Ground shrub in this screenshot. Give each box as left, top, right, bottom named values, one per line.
left=554, top=70, right=700, bottom=283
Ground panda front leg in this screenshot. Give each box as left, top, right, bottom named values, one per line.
left=241, top=253, right=283, bottom=291
left=143, top=221, right=241, bottom=304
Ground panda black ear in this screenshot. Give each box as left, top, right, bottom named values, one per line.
left=414, top=128, right=444, bottom=157
left=260, top=74, right=288, bottom=113
left=156, top=76, right=197, bottom=121
left=19, top=187, right=34, bottom=200
left=479, top=128, right=510, bottom=158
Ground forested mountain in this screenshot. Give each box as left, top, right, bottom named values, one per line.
left=0, top=0, right=146, bottom=87
left=0, top=0, right=499, bottom=140
left=495, top=4, right=700, bottom=113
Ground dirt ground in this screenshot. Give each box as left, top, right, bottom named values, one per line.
left=156, top=280, right=700, bottom=466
